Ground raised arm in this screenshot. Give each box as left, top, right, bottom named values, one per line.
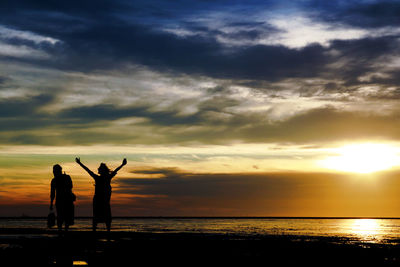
left=111, top=158, right=127, bottom=178
left=75, top=157, right=96, bottom=178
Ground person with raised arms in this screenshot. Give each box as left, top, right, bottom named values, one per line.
left=75, top=157, right=127, bottom=232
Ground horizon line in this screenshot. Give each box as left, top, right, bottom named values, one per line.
left=1, top=216, right=400, bottom=220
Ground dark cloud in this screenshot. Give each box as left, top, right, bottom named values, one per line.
left=132, top=167, right=182, bottom=178
left=329, top=37, right=399, bottom=85
left=323, top=82, right=340, bottom=92
left=58, top=103, right=202, bottom=126
left=114, top=167, right=321, bottom=215
left=0, top=76, right=7, bottom=88
left=3, top=98, right=400, bottom=145
left=0, top=0, right=128, bottom=21
left=0, top=1, right=341, bottom=81
left=308, top=0, right=400, bottom=28
left=233, top=107, right=400, bottom=144
left=181, top=21, right=280, bottom=42
left=110, top=167, right=400, bottom=216
left=0, top=94, right=53, bottom=118
left=119, top=167, right=302, bottom=198
left=54, top=29, right=327, bottom=83
left=0, top=0, right=399, bottom=86
left=8, top=134, right=54, bottom=145
left=155, top=106, right=400, bottom=144
left=37, top=22, right=326, bottom=82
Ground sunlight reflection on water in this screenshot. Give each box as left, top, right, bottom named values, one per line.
left=339, top=219, right=386, bottom=243
left=109, top=218, right=400, bottom=243
left=2, top=218, right=400, bottom=244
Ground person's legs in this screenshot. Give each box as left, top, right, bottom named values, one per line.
left=56, top=208, right=63, bottom=234
left=92, top=217, right=97, bottom=232
left=106, top=220, right=111, bottom=232
left=105, top=201, right=111, bottom=232
left=92, top=197, right=98, bottom=232
left=106, top=221, right=111, bottom=241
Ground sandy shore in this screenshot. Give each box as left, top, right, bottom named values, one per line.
left=1, top=229, right=400, bottom=266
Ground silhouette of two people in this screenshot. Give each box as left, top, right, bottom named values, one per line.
left=50, top=159, right=127, bottom=233
left=75, top=158, right=127, bottom=232
left=50, top=164, right=75, bottom=233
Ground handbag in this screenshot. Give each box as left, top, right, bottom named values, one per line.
left=47, top=210, right=56, bottom=228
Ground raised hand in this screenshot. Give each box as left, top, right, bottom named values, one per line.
left=122, top=158, right=127, bottom=166
left=75, top=157, right=81, bottom=164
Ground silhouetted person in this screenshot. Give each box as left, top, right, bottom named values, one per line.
left=50, top=164, right=75, bottom=233
left=75, top=157, right=127, bottom=232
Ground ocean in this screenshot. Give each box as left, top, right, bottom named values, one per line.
left=2, top=217, right=400, bottom=244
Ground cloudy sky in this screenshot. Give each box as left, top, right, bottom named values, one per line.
left=2, top=0, right=400, bottom=217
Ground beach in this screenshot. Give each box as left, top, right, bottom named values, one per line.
left=2, top=228, right=400, bottom=266
left=3, top=0, right=400, bottom=264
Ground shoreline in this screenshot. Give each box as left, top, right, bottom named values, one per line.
left=1, top=229, right=400, bottom=266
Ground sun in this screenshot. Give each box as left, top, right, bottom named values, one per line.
left=319, top=143, right=400, bottom=173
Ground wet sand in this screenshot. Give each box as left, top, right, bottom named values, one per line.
left=1, top=228, right=400, bottom=266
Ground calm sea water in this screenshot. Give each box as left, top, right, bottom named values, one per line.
left=2, top=218, right=400, bottom=243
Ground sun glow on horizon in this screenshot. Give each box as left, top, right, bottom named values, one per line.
left=319, top=143, right=400, bottom=173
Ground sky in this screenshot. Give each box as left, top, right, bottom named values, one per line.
left=2, top=0, right=400, bottom=216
